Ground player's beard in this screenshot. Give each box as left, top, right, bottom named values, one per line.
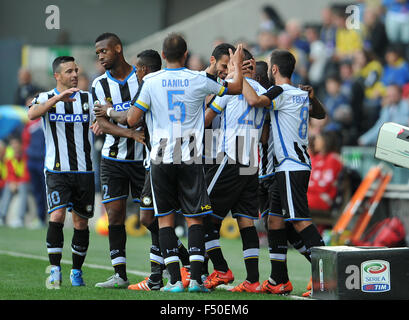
left=268, top=69, right=276, bottom=86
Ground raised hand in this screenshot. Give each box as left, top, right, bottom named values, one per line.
left=57, top=87, right=79, bottom=102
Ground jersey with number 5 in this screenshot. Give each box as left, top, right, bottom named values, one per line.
left=133, top=67, right=227, bottom=164
left=270, top=84, right=311, bottom=172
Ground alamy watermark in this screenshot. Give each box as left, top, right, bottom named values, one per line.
left=346, top=5, right=361, bottom=30
left=45, top=5, right=60, bottom=30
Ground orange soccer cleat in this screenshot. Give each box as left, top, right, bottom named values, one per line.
left=180, top=267, right=191, bottom=288
left=203, top=269, right=234, bottom=289
left=261, top=279, right=293, bottom=294
left=128, top=277, right=163, bottom=291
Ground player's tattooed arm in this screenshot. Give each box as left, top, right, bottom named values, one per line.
left=28, top=87, right=79, bottom=120
left=299, top=85, right=326, bottom=119
left=96, top=114, right=144, bottom=143
left=127, top=104, right=145, bottom=128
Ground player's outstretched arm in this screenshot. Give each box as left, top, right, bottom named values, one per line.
left=28, top=87, right=79, bottom=120
left=204, top=107, right=218, bottom=128
left=127, top=105, right=145, bottom=128
left=299, top=85, right=326, bottom=119
left=96, top=114, right=143, bottom=142
left=242, top=79, right=271, bottom=108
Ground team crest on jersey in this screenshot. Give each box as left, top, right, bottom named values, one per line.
left=110, top=151, right=116, bottom=157
left=142, top=196, right=152, bottom=206
left=86, top=205, right=93, bottom=212
left=82, top=102, right=89, bottom=111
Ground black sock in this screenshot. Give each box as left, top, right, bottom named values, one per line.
left=177, top=239, right=190, bottom=267
left=159, top=227, right=181, bottom=284
left=108, top=224, right=127, bottom=281
left=298, top=224, right=325, bottom=260
left=204, top=220, right=228, bottom=272
left=71, top=227, right=89, bottom=270
left=240, top=226, right=259, bottom=283
left=46, top=221, right=64, bottom=267
left=268, top=228, right=289, bottom=284
left=286, top=221, right=311, bottom=262
left=187, top=224, right=205, bottom=283
left=147, top=220, right=163, bottom=282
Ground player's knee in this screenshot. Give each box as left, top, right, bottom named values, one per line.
left=140, top=212, right=154, bottom=227
left=237, top=216, right=254, bottom=229
left=267, top=215, right=285, bottom=230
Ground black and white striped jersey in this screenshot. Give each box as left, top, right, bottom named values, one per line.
left=31, top=88, right=94, bottom=173
left=91, top=66, right=144, bottom=162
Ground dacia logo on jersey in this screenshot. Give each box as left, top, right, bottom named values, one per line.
left=113, top=101, right=131, bottom=112
left=49, top=113, right=89, bottom=123
left=201, top=205, right=211, bottom=211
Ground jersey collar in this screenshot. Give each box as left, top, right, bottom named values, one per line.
left=106, top=65, right=136, bottom=85
left=53, top=88, right=76, bottom=99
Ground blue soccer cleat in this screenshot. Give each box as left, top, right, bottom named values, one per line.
left=70, top=269, right=85, bottom=286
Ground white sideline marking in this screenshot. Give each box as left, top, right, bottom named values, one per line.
left=0, top=250, right=149, bottom=277
left=0, top=250, right=312, bottom=300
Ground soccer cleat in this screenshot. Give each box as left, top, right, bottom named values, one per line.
left=70, top=269, right=85, bottom=286
left=180, top=266, right=191, bottom=288
left=204, top=269, right=234, bottom=289
left=261, top=279, right=293, bottom=294
left=46, top=265, right=62, bottom=289
left=128, top=277, right=163, bottom=291
left=302, top=290, right=312, bottom=297
left=229, top=280, right=262, bottom=293
left=95, top=273, right=129, bottom=288
left=160, top=280, right=184, bottom=293
left=306, top=277, right=312, bottom=290
left=188, top=279, right=210, bottom=293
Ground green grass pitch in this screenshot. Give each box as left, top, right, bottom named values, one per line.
left=0, top=226, right=312, bottom=301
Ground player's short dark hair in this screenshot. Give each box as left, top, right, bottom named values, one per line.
left=243, top=48, right=253, bottom=62
left=52, top=56, right=75, bottom=73
left=270, top=49, right=295, bottom=79
left=211, top=43, right=236, bottom=61
left=95, top=32, right=122, bottom=47
left=137, top=49, right=162, bottom=72
left=162, top=33, right=187, bottom=62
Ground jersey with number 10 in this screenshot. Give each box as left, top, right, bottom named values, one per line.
left=134, top=67, right=227, bottom=164
left=270, top=84, right=311, bottom=172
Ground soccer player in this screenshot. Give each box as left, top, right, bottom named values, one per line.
left=241, top=49, right=326, bottom=296
left=27, top=56, right=95, bottom=288
left=94, top=49, right=191, bottom=291
left=92, top=33, right=147, bottom=288
left=127, top=33, right=244, bottom=292
left=202, top=42, right=236, bottom=278
left=202, top=49, right=269, bottom=293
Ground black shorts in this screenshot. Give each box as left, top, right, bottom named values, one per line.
left=100, top=157, right=145, bottom=204
left=274, top=170, right=311, bottom=221
left=150, top=163, right=212, bottom=218
left=45, top=171, right=95, bottom=219
left=206, top=161, right=259, bottom=220
left=140, top=170, right=154, bottom=212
